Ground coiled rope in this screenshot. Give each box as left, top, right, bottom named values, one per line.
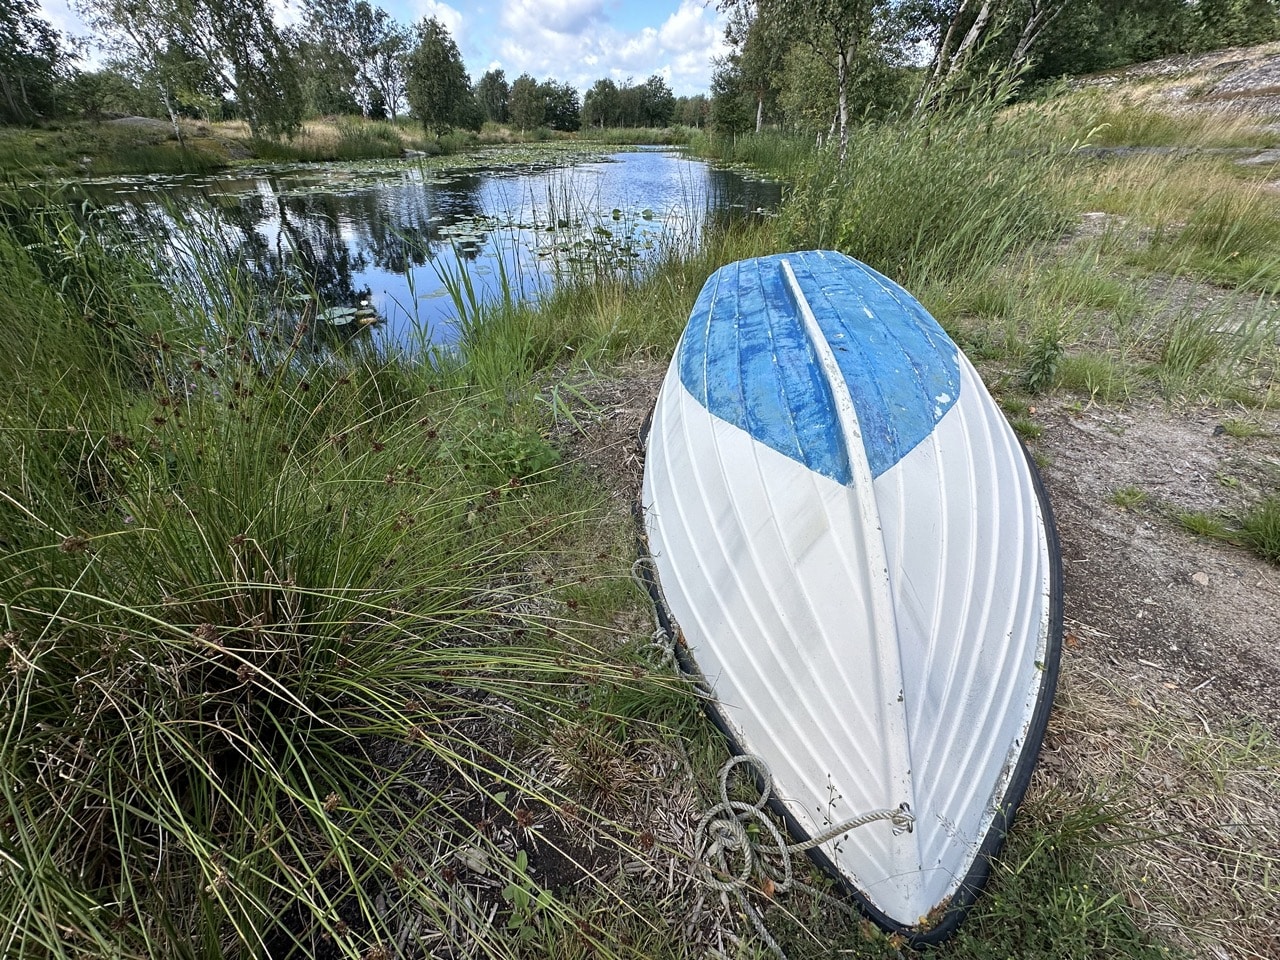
left=630, top=556, right=916, bottom=958
left=695, top=754, right=913, bottom=958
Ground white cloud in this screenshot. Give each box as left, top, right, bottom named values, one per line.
left=409, top=0, right=465, bottom=38
left=658, top=0, right=716, bottom=53
left=492, top=0, right=727, bottom=96
left=502, top=0, right=604, bottom=35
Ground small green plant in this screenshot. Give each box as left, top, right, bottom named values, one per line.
left=1058, top=353, right=1133, bottom=403
left=1219, top=417, right=1262, bottom=438
left=1178, top=510, right=1232, bottom=540
left=1024, top=318, right=1066, bottom=395
left=1159, top=317, right=1220, bottom=386
left=1010, top=416, right=1044, bottom=440
left=1110, top=486, right=1148, bottom=510
left=1000, top=395, right=1032, bottom=417
left=502, top=850, right=554, bottom=945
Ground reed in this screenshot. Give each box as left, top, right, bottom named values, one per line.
left=778, top=109, right=1068, bottom=290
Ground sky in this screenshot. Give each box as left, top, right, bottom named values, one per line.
left=37, top=0, right=732, bottom=97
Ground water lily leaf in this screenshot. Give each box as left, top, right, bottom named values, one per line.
left=319, top=306, right=358, bottom=324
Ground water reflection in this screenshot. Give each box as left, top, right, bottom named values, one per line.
left=89, top=149, right=782, bottom=349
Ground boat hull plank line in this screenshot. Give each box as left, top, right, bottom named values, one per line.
left=640, top=250, right=1063, bottom=941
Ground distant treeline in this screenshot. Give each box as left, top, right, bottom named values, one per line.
left=0, top=0, right=706, bottom=137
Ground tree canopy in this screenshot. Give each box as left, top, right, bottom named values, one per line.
left=75, top=0, right=304, bottom=137
left=581, top=75, right=676, bottom=127
left=1, top=0, right=69, bottom=123
left=404, top=16, right=470, bottom=134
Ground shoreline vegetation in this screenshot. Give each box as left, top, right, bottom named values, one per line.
left=4, top=62, right=1280, bottom=960
left=0, top=118, right=703, bottom=179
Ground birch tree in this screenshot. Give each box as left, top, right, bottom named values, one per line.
left=75, top=0, right=303, bottom=138
left=721, top=0, right=884, bottom=158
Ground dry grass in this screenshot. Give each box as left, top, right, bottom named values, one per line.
left=1067, top=153, right=1261, bottom=224
left=1046, top=657, right=1280, bottom=960
left=1027, top=87, right=1280, bottom=150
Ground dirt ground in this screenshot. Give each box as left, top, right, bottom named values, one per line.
left=1041, top=400, right=1280, bottom=729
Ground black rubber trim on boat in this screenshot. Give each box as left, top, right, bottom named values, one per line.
left=633, top=411, right=1066, bottom=947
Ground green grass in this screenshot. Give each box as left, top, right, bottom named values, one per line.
left=1174, top=500, right=1280, bottom=566
left=942, top=795, right=1173, bottom=960
left=17, top=89, right=1275, bottom=956
left=1133, top=188, right=1280, bottom=289
left=1219, top=417, right=1263, bottom=438
left=1035, top=88, right=1280, bottom=149
left=1241, top=495, right=1280, bottom=563
left=751, top=105, right=1069, bottom=293
left=0, top=194, right=703, bottom=958
left=688, top=128, right=813, bottom=172
left=1010, top=416, right=1046, bottom=440
left=1059, top=352, right=1135, bottom=402
left=1178, top=509, right=1233, bottom=539
left=1110, top=485, right=1150, bottom=510
left=0, top=122, right=228, bottom=177
left=249, top=117, right=435, bottom=162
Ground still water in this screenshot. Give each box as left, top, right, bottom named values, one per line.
left=84, top=146, right=781, bottom=348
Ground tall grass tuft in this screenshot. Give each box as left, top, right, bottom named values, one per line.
left=688, top=129, right=812, bottom=173
left=778, top=105, right=1068, bottom=289
left=0, top=196, right=680, bottom=958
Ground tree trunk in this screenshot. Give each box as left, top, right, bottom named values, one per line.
left=755, top=94, right=763, bottom=133
left=916, top=0, right=974, bottom=111
left=0, top=73, right=22, bottom=123
left=160, top=85, right=185, bottom=146
left=836, top=48, right=849, bottom=161
left=1011, top=0, right=1068, bottom=70
left=951, top=0, right=994, bottom=71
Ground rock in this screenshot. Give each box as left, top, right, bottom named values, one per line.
left=1192, top=571, right=1210, bottom=586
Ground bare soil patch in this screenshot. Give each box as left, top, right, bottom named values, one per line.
left=1039, top=399, right=1280, bottom=728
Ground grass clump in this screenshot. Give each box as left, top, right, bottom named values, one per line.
left=944, top=794, right=1171, bottom=960
left=1177, top=509, right=1233, bottom=539
left=1218, top=417, right=1263, bottom=438
left=1058, top=352, right=1134, bottom=402
left=1240, top=495, right=1280, bottom=563
left=776, top=107, right=1067, bottom=290
left=1172, top=499, right=1280, bottom=566
left=1110, top=485, right=1149, bottom=510
left=0, top=195, right=695, bottom=958
left=1010, top=416, right=1045, bottom=440
left=1138, top=187, right=1280, bottom=289
left=688, top=128, right=813, bottom=173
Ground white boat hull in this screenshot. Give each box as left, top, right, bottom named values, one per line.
left=640, top=251, right=1061, bottom=939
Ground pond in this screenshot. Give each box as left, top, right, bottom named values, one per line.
left=79, top=146, right=781, bottom=349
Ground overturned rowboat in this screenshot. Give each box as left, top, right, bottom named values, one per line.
left=639, top=250, right=1062, bottom=942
